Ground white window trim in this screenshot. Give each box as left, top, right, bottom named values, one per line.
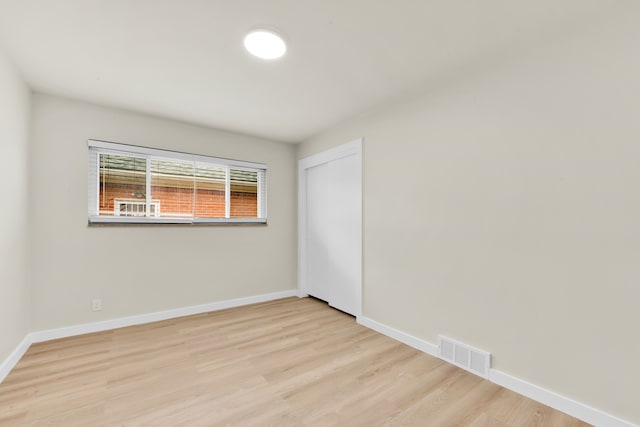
left=88, top=139, right=267, bottom=225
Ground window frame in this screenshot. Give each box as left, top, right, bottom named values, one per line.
left=88, top=139, right=267, bottom=225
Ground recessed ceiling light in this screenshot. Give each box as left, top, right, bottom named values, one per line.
left=244, top=30, right=287, bottom=60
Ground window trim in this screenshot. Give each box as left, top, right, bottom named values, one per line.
left=88, top=139, right=267, bottom=225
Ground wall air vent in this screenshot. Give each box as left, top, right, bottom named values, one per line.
left=438, top=335, right=491, bottom=379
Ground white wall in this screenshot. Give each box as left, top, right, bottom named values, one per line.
left=299, top=5, right=640, bottom=425
left=0, top=49, right=31, bottom=362
left=29, top=94, right=297, bottom=331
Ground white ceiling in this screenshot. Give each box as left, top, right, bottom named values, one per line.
left=0, top=1, right=610, bottom=143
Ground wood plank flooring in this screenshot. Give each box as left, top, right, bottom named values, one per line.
left=0, top=297, right=591, bottom=426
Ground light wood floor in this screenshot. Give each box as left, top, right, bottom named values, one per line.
left=0, top=297, right=591, bottom=427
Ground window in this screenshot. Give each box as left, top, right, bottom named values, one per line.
left=88, top=140, right=267, bottom=224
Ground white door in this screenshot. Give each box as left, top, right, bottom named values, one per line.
left=299, top=139, right=362, bottom=316
left=305, top=163, right=330, bottom=302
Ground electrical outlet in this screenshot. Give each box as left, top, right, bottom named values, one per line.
left=92, top=298, right=102, bottom=312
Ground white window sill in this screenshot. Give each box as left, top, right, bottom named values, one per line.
left=88, top=216, right=267, bottom=225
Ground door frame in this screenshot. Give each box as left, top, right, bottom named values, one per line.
left=298, top=138, right=363, bottom=316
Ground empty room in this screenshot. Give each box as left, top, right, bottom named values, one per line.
left=0, top=1, right=638, bottom=426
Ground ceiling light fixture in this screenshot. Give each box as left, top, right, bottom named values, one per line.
left=244, top=30, right=287, bottom=60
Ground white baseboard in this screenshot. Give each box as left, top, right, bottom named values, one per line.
left=31, top=289, right=298, bottom=343
left=357, top=315, right=439, bottom=357
left=357, top=315, right=638, bottom=427
left=0, top=335, right=32, bottom=384
left=489, top=370, right=637, bottom=427
left=0, top=289, right=298, bottom=384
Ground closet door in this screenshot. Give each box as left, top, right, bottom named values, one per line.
left=327, top=153, right=361, bottom=315
left=305, top=163, right=330, bottom=302
left=299, top=139, right=362, bottom=316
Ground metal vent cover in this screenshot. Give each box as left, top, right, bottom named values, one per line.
left=438, top=335, right=491, bottom=379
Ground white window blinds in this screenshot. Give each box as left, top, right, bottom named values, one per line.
left=87, top=140, right=267, bottom=224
